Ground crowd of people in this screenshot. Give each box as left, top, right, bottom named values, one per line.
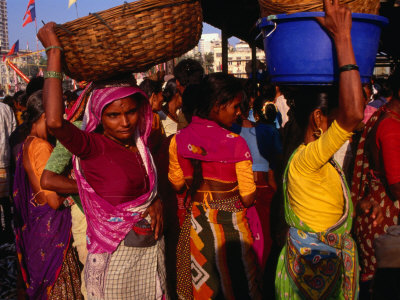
left=0, top=1, right=399, bottom=299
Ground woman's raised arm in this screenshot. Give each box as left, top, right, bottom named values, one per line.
left=37, top=22, right=70, bottom=140
left=316, top=0, right=364, bottom=132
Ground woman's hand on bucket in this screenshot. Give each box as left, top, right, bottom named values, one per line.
left=142, top=198, right=163, bottom=240
left=37, top=22, right=62, bottom=49
left=315, top=0, right=352, bottom=42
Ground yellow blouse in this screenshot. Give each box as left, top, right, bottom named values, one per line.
left=288, top=120, right=353, bottom=232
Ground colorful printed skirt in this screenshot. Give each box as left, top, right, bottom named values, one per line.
left=177, top=200, right=262, bottom=299
left=49, top=245, right=82, bottom=300
left=275, top=227, right=358, bottom=300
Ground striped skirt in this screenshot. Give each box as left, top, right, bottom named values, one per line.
left=177, top=202, right=262, bottom=299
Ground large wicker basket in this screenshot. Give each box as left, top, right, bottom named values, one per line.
left=258, top=0, right=380, bottom=17
left=54, top=0, right=203, bottom=82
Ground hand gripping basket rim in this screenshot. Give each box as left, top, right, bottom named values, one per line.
left=54, top=0, right=203, bottom=82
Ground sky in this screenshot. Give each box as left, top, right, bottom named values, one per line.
left=7, top=0, right=238, bottom=52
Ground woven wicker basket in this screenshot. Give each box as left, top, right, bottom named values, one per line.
left=258, top=0, right=380, bottom=17
left=54, top=0, right=203, bottom=82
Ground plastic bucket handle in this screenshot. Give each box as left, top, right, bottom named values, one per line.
left=262, top=21, right=277, bottom=37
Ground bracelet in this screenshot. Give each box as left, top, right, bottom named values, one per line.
left=44, top=71, right=63, bottom=80
left=45, top=45, right=64, bottom=53
left=338, top=64, right=359, bottom=73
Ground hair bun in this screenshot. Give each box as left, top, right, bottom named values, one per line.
left=21, top=110, right=29, bottom=122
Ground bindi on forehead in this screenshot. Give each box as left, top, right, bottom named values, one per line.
left=109, top=98, right=137, bottom=109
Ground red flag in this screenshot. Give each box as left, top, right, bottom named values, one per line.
left=23, top=5, right=36, bottom=27
left=24, top=0, right=35, bottom=18
left=2, top=40, right=19, bottom=62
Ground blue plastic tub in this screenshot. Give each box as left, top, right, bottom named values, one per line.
left=258, top=12, right=388, bottom=84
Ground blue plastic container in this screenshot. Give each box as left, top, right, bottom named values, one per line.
left=258, top=12, right=388, bottom=84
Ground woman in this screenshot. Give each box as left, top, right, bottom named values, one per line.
left=37, top=23, right=166, bottom=300
left=169, top=73, right=261, bottom=299
left=41, top=85, right=93, bottom=299
left=232, top=97, right=282, bottom=271
left=275, top=1, right=372, bottom=299
left=351, top=73, right=399, bottom=298
left=159, top=78, right=182, bottom=137
left=13, top=90, right=82, bottom=299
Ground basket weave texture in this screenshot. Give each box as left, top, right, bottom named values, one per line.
left=258, top=0, right=380, bottom=17
left=54, top=0, right=203, bottom=82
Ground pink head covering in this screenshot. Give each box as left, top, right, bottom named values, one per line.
left=84, top=85, right=151, bottom=140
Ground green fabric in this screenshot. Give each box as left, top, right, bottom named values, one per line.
left=44, top=120, right=83, bottom=213
left=275, top=149, right=358, bottom=300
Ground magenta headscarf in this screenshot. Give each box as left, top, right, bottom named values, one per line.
left=72, top=84, right=157, bottom=254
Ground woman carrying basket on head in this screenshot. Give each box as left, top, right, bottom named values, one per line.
left=37, top=23, right=166, bottom=300
left=275, top=0, right=380, bottom=299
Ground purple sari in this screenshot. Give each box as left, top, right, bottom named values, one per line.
left=13, top=150, right=72, bottom=300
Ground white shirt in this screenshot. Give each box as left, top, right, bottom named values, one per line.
left=0, top=102, right=17, bottom=168
left=158, top=108, right=178, bottom=137
left=275, top=95, right=290, bottom=127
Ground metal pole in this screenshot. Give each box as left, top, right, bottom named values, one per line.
left=75, top=2, right=79, bottom=18
left=251, top=43, right=257, bottom=85
left=221, top=30, right=228, bottom=74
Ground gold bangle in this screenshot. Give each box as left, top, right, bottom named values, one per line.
left=44, top=71, right=63, bottom=80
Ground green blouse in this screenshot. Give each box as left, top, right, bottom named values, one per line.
left=44, top=121, right=83, bottom=213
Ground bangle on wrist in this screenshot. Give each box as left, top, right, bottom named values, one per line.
left=44, top=71, right=63, bottom=80
left=45, top=46, right=64, bottom=53
left=338, top=64, right=359, bottom=73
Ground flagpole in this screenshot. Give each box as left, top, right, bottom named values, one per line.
left=35, top=19, right=40, bottom=63
left=35, top=19, right=38, bottom=51
left=75, top=2, right=79, bottom=18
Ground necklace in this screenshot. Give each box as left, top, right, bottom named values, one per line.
left=103, top=133, right=135, bottom=149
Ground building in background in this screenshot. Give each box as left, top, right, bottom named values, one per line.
left=0, top=0, right=8, bottom=50
left=213, top=40, right=266, bottom=78
left=198, top=33, right=220, bottom=55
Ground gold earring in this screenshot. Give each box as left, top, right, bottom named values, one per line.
left=313, top=128, right=323, bottom=138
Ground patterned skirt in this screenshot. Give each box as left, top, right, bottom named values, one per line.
left=275, top=228, right=358, bottom=300
left=49, top=245, right=82, bottom=299
left=177, top=198, right=262, bottom=299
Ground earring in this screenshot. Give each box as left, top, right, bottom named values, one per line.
left=313, top=128, right=323, bottom=138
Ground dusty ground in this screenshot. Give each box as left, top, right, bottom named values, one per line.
left=0, top=242, right=17, bottom=300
